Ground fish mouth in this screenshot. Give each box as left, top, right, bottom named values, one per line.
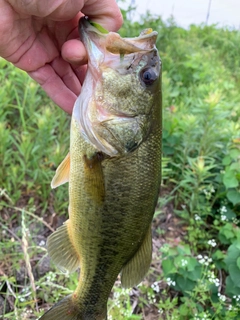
left=79, top=16, right=158, bottom=60
left=74, top=17, right=159, bottom=157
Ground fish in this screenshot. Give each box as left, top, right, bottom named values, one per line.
left=39, top=17, right=162, bottom=320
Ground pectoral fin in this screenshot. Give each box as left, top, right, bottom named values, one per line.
left=83, top=152, right=105, bottom=204
left=47, top=220, right=79, bottom=273
left=51, top=153, right=70, bottom=189
left=121, top=226, right=152, bottom=288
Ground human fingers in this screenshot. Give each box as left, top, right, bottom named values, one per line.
left=82, top=0, right=123, bottom=32
left=7, top=0, right=123, bottom=31
left=7, top=0, right=85, bottom=20
left=62, top=39, right=87, bottom=65
left=28, top=63, right=79, bottom=114
left=51, top=57, right=82, bottom=96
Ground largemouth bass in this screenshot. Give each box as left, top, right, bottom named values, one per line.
left=39, top=17, right=162, bottom=320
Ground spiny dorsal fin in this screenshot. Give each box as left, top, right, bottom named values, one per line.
left=47, top=220, right=79, bottom=273
left=121, top=226, right=152, bottom=288
left=51, top=153, right=70, bottom=189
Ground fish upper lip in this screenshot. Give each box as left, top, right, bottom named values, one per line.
left=80, top=16, right=158, bottom=38
left=79, top=16, right=158, bottom=50
left=79, top=17, right=108, bottom=37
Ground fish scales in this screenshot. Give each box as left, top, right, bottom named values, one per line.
left=39, top=17, right=162, bottom=320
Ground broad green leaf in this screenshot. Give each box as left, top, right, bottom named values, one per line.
left=227, top=189, right=240, bottom=205
left=162, top=259, right=176, bottom=275
left=174, top=255, right=185, bottom=268
left=225, top=207, right=236, bottom=220
left=177, top=244, right=191, bottom=255
left=229, top=264, right=240, bottom=287
left=179, top=304, right=190, bottom=316
left=176, top=275, right=195, bottom=292
left=222, top=155, right=231, bottom=165
left=230, top=162, right=240, bottom=171
left=237, top=257, right=240, bottom=270
left=225, top=243, right=240, bottom=265
left=229, top=149, right=240, bottom=159
left=186, top=257, right=199, bottom=272
left=187, top=266, right=202, bottom=281
left=225, top=276, right=240, bottom=296
left=212, top=249, right=225, bottom=260
left=223, top=169, right=239, bottom=188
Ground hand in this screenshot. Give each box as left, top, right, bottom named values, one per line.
left=0, top=0, right=123, bottom=113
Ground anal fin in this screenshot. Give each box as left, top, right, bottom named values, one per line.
left=39, top=295, right=78, bottom=320
left=47, top=220, right=79, bottom=273
left=121, top=226, right=152, bottom=288
left=39, top=294, right=108, bottom=320
left=51, top=153, right=70, bottom=189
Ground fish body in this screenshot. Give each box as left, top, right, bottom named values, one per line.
left=40, top=17, right=162, bottom=320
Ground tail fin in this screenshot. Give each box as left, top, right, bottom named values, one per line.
left=39, top=294, right=108, bottom=320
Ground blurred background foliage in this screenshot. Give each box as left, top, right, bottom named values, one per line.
left=0, top=4, right=240, bottom=320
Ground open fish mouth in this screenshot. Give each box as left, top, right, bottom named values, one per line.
left=79, top=16, right=158, bottom=57
left=73, top=17, right=161, bottom=156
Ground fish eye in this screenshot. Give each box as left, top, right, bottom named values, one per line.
left=140, top=68, right=157, bottom=86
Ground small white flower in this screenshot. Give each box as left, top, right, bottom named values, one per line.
left=39, top=240, right=45, bottom=246
left=195, top=214, right=201, bottom=221
left=233, top=295, right=240, bottom=302
left=210, top=186, right=215, bottom=193
left=197, top=255, right=212, bottom=266
left=218, top=293, right=226, bottom=302
left=181, top=259, right=188, bottom=267
left=166, top=278, right=176, bottom=286
left=207, top=271, right=220, bottom=287
left=208, top=239, right=217, bottom=247
left=232, top=217, right=239, bottom=224
left=220, top=206, right=227, bottom=214
left=151, top=281, right=160, bottom=293
left=203, top=189, right=211, bottom=199
left=221, top=214, right=227, bottom=221
left=214, top=279, right=220, bottom=286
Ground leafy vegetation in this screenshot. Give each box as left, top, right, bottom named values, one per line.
left=0, top=6, right=240, bottom=320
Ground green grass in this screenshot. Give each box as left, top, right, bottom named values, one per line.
left=0, top=8, right=240, bottom=320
